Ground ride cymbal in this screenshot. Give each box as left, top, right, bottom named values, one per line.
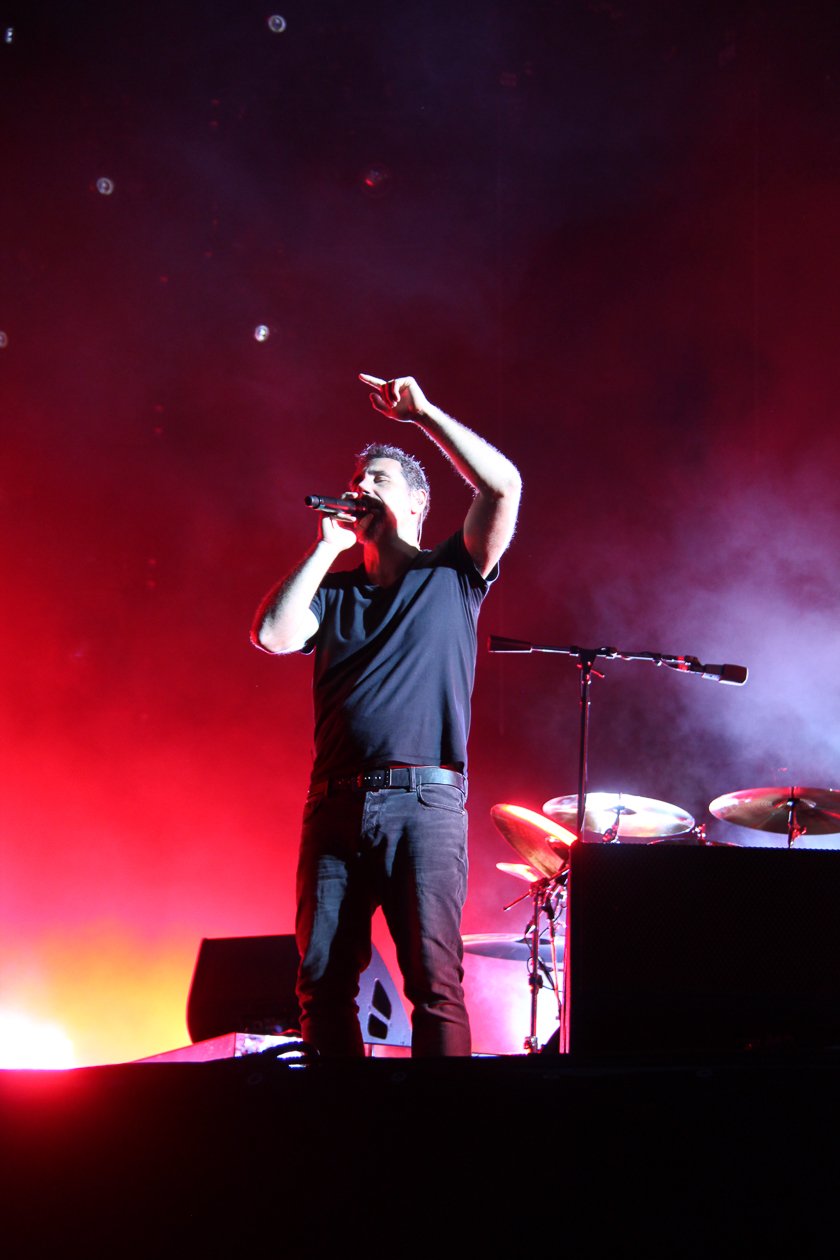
left=709, top=786, right=840, bottom=835
left=542, top=791, right=694, bottom=840
left=490, top=804, right=576, bottom=878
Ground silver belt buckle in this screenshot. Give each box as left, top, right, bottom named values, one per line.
left=365, top=768, right=390, bottom=790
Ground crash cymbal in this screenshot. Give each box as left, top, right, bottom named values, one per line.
left=490, top=804, right=576, bottom=879
left=709, top=786, right=840, bottom=835
left=463, top=932, right=565, bottom=963
left=542, top=792, right=694, bottom=840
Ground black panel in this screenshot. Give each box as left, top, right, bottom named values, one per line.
left=566, top=843, right=840, bottom=1056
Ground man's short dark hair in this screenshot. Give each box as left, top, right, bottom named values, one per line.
left=355, top=442, right=431, bottom=524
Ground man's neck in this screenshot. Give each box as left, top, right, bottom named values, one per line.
left=362, top=535, right=421, bottom=587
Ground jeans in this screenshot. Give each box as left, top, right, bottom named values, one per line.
left=295, top=779, right=471, bottom=1057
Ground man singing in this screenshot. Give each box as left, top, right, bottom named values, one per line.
left=251, top=373, right=521, bottom=1056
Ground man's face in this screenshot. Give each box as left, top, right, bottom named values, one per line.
left=350, top=457, right=426, bottom=540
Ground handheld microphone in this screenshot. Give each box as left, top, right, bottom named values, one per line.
left=304, top=495, right=369, bottom=518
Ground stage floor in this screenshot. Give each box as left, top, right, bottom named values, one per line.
left=1, top=1047, right=837, bottom=1256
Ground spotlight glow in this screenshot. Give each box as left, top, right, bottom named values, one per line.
left=0, top=331, right=8, bottom=348
left=96, top=177, right=115, bottom=196
left=254, top=324, right=270, bottom=342
left=267, top=15, right=286, bottom=33
left=0, top=1009, right=76, bottom=1069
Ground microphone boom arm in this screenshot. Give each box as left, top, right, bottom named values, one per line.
left=487, top=637, right=747, bottom=685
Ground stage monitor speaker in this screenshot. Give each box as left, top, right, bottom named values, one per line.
left=565, top=842, right=840, bottom=1057
left=186, top=934, right=411, bottom=1049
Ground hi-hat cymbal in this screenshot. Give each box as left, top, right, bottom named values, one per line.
left=709, top=786, right=840, bottom=835
left=495, top=861, right=542, bottom=883
left=490, top=804, right=576, bottom=878
left=542, top=791, right=694, bottom=840
left=463, top=932, right=565, bottom=963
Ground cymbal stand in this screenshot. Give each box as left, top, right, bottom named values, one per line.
left=600, top=803, right=635, bottom=843
left=504, top=873, right=566, bottom=1053
left=785, top=790, right=805, bottom=848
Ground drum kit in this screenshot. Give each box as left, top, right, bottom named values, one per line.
left=463, top=784, right=840, bottom=1052
left=476, top=631, right=840, bottom=1051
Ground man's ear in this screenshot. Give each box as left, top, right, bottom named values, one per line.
left=411, top=488, right=428, bottom=518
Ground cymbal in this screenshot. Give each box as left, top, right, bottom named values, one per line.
left=463, top=932, right=565, bottom=963
left=495, top=861, right=541, bottom=883
left=648, top=835, right=738, bottom=847
left=709, top=786, right=840, bottom=835
left=542, top=791, right=694, bottom=840
left=490, top=804, right=576, bottom=878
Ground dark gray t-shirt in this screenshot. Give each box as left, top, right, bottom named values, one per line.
left=306, top=531, right=497, bottom=780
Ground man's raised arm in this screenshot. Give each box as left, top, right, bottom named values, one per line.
left=359, top=373, right=522, bottom=578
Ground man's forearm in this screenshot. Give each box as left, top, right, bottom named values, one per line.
left=409, top=391, right=522, bottom=578
left=251, top=539, right=338, bottom=654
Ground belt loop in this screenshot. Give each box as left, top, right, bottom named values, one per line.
left=408, top=766, right=417, bottom=791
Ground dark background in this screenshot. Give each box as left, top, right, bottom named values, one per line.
left=2, top=0, right=840, bottom=1062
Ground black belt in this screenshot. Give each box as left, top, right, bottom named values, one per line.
left=310, top=766, right=465, bottom=796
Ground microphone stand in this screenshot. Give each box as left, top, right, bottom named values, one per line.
left=487, top=635, right=746, bottom=1051
left=573, top=647, right=605, bottom=841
